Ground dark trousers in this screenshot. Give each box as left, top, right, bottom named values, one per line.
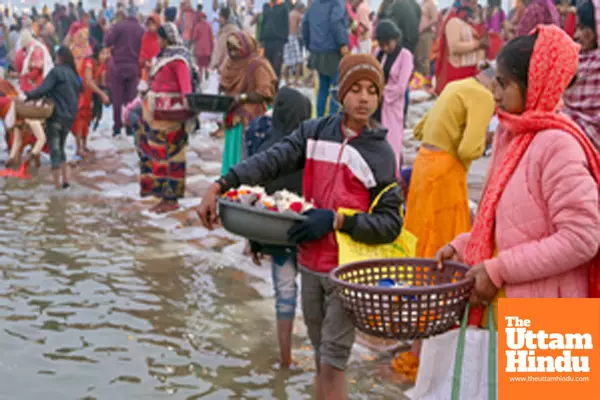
left=263, top=40, right=285, bottom=80
left=109, top=64, right=139, bottom=133
left=46, top=118, right=72, bottom=169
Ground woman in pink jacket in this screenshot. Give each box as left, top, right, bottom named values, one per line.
left=437, top=25, right=600, bottom=317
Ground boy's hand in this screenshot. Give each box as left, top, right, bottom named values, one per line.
left=287, top=209, right=335, bottom=244
left=196, top=182, right=222, bottom=230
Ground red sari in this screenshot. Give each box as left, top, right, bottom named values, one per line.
left=72, top=58, right=99, bottom=139
left=434, top=8, right=479, bottom=95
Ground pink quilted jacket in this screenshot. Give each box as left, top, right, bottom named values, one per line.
left=452, top=127, right=600, bottom=298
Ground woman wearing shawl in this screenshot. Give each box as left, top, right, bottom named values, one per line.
left=219, top=31, right=277, bottom=175
left=434, top=0, right=487, bottom=95
left=563, top=0, right=600, bottom=150
left=245, top=87, right=312, bottom=369
left=72, top=46, right=111, bottom=158
left=436, top=26, right=599, bottom=327
left=139, top=14, right=162, bottom=84
left=514, top=0, right=560, bottom=36
left=190, top=11, right=214, bottom=81
left=5, top=30, right=53, bottom=168
left=136, top=23, right=196, bottom=214
left=65, top=21, right=92, bottom=63
left=374, top=20, right=414, bottom=168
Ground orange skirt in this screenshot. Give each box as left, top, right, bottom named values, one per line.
left=404, top=147, right=472, bottom=258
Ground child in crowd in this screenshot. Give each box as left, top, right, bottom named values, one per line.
left=245, top=86, right=312, bottom=368
left=198, top=54, right=403, bottom=399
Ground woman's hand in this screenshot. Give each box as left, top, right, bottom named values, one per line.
left=465, top=263, right=499, bottom=306
left=100, top=92, right=111, bottom=106
left=434, top=244, right=461, bottom=269
left=196, top=182, right=221, bottom=230
left=228, top=95, right=242, bottom=112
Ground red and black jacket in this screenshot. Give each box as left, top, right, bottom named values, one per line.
left=222, top=114, right=403, bottom=273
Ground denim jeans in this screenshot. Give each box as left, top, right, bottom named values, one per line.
left=317, top=71, right=339, bottom=117
left=271, top=253, right=299, bottom=320
left=46, top=118, right=71, bottom=169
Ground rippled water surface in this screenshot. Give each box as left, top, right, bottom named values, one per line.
left=0, top=177, right=406, bottom=399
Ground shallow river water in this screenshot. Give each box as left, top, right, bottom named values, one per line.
left=0, top=176, right=407, bottom=399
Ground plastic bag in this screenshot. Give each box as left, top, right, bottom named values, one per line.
left=406, top=304, right=497, bottom=400
left=336, top=183, right=417, bottom=265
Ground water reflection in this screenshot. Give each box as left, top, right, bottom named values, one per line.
left=0, top=181, right=405, bottom=399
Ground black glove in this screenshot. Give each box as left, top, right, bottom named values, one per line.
left=287, top=209, right=335, bottom=244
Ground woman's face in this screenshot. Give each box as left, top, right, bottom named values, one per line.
left=98, top=47, right=110, bottom=64
left=159, top=36, right=169, bottom=49
left=227, top=42, right=241, bottom=59
left=147, top=19, right=157, bottom=32
left=379, top=39, right=398, bottom=54
left=494, top=65, right=526, bottom=114
left=218, top=15, right=226, bottom=25
left=574, top=22, right=597, bottom=52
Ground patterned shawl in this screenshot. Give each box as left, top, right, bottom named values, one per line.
left=66, top=21, right=92, bottom=61
left=563, top=0, right=600, bottom=150
left=150, top=22, right=199, bottom=87
left=464, top=25, right=600, bottom=270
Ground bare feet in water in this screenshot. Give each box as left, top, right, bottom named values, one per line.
left=5, top=156, right=20, bottom=169
left=150, top=200, right=180, bottom=214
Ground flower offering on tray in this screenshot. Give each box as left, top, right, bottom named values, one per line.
left=221, top=186, right=313, bottom=214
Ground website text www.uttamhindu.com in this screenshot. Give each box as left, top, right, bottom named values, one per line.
left=508, top=375, right=590, bottom=383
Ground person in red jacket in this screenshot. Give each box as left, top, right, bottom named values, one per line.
left=139, top=13, right=162, bottom=84
left=190, top=8, right=213, bottom=82
left=197, top=54, right=403, bottom=399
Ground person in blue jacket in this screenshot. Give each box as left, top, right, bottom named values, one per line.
left=302, top=0, right=349, bottom=117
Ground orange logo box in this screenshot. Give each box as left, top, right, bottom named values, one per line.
left=498, top=298, right=600, bottom=400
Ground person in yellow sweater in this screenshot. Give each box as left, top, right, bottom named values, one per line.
left=407, top=65, right=495, bottom=257
left=392, top=63, right=496, bottom=381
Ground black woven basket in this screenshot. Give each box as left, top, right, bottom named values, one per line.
left=329, top=258, right=474, bottom=340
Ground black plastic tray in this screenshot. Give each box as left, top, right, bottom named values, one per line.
left=187, top=94, right=235, bottom=113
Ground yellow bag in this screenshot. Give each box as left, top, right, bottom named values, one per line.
left=336, top=183, right=418, bottom=265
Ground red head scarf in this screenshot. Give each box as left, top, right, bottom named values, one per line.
left=464, top=25, right=600, bottom=287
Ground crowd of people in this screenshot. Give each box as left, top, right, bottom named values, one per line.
left=0, top=0, right=598, bottom=398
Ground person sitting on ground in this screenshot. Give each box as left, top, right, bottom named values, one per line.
left=6, top=29, right=53, bottom=169
left=197, top=54, right=403, bottom=400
